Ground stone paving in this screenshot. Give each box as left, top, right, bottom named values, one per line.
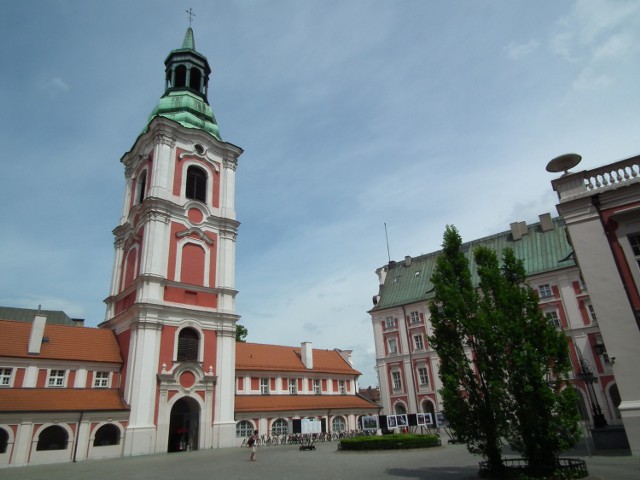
left=2, top=438, right=639, bottom=480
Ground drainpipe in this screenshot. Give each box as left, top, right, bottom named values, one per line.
left=72, top=411, right=84, bottom=462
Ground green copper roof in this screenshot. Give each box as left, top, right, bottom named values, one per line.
left=147, top=91, right=220, bottom=139
left=182, top=27, right=195, bottom=50
left=0, top=306, right=84, bottom=326
left=373, top=217, right=575, bottom=311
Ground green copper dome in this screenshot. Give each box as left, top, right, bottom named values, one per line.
left=145, top=28, right=221, bottom=140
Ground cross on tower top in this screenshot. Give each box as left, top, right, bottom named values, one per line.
left=186, top=8, right=195, bottom=27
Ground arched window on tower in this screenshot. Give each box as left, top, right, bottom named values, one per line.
left=185, top=165, right=207, bottom=202
left=189, top=68, right=202, bottom=92
left=177, top=327, right=199, bottom=362
left=136, top=170, right=147, bottom=205
left=175, top=65, right=187, bottom=88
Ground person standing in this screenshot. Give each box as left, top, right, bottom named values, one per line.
left=248, top=429, right=259, bottom=461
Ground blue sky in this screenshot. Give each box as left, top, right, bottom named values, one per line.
left=2, top=0, right=640, bottom=387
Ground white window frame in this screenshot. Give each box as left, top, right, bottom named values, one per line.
left=260, top=378, right=269, bottom=395
left=538, top=284, right=553, bottom=298
left=338, top=380, right=346, bottom=394
left=546, top=310, right=561, bottom=328
left=417, top=366, right=429, bottom=386
left=94, top=371, right=110, bottom=388
left=391, top=371, right=402, bottom=391
left=587, top=304, right=597, bottom=323
left=48, top=369, right=66, bottom=388
left=410, top=311, right=420, bottom=324
left=385, top=316, right=396, bottom=329
left=288, top=378, right=297, bottom=395
left=313, top=379, right=321, bottom=395
left=388, top=338, right=398, bottom=355
left=0, top=367, right=13, bottom=387
left=413, top=334, right=424, bottom=350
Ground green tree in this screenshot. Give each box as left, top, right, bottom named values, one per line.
left=428, top=226, right=507, bottom=474
left=236, top=323, right=248, bottom=342
left=429, top=226, right=580, bottom=475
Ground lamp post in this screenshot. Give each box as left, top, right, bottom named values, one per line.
left=577, top=359, right=607, bottom=429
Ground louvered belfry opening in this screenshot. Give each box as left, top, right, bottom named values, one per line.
left=177, top=328, right=199, bottom=361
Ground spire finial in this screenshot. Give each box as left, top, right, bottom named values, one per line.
left=186, top=8, right=195, bottom=27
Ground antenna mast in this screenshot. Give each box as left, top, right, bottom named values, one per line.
left=384, top=223, right=391, bottom=263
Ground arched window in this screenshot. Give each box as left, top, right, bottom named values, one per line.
left=331, top=416, right=346, bottom=433
left=93, top=424, right=120, bottom=447
left=177, top=327, right=199, bottom=361
left=189, top=68, right=202, bottom=92
left=175, top=65, right=187, bottom=87
left=136, top=171, right=147, bottom=205
left=236, top=420, right=254, bottom=438
left=394, top=403, right=407, bottom=415
left=37, top=425, right=68, bottom=451
left=185, top=165, right=207, bottom=202
left=271, top=418, right=288, bottom=435
left=421, top=400, right=435, bottom=416
left=0, top=427, right=8, bottom=454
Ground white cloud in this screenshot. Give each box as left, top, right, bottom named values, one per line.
left=42, top=76, right=70, bottom=96
left=504, top=40, right=539, bottom=60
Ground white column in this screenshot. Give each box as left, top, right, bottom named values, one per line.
left=149, top=131, right=175, bottom=200
left=212, top=328, right=237, bottom=447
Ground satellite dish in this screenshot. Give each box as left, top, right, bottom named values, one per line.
left=546, top=153, right=582, bottom=175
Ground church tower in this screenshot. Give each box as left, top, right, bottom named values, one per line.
left=102, top=28, right=242, bottom=454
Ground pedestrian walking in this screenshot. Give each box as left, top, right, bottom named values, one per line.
left=248, top=429, right=259, bottom=461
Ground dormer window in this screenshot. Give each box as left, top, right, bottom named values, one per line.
left=186, top=165, right=207, bottom=202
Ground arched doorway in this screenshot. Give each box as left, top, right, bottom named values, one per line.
left=168, top=397, right=200, bottom=452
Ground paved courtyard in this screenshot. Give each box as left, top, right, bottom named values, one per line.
left=2, top=439, right=639, bottom=480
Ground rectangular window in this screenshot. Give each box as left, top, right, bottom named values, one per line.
left=94, top=371, right=110, bottom=388
left=413, top=334, right=424, bottom=350
left=410, top=311, right=420, bottom=324
left=338, top=380, right=346, bottom=394
left=385, top=316, right=396, bottom=329
left=48, top=369, right=66, bottom=387
left=260, top=378, right=269, bottom=394
left=313, top=379, right=321, bottom=395
left=546, top=311, right=561, bottom=328
left=391, top=371, right=402, bottom=390
left=587, top=304, right=597, bottom=323
left=289, top=378, right=297, bottom=394
left=418, top=367, right=429, bottom=386
left=0, top=368, right=12, bottom=386
left=629, top=235, right=640, bottom=268
left=538, top=284, right=553, bottom=298
left=388, top=338, right=398, bottom=355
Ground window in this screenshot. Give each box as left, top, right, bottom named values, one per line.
left=413, top=334, right=424, bottom=350
left=391, top=371, right=402, bottom=391
left=37, top=425, right=68, bottom=451
left=410, top=311, right=420, bottom=324
left=48, top=370, right=65, bottom=387
left=288, top=378, right=297, bottom=395
left=332, top=416, right=346, bottom=433
left=0, top=428, right=8, bottom=454
left=313, top=379, right=321, bottom=395
left=236, top=420, right=254, bottom=437
left=587, top=304, right=597, bottom=323
left=538, top=284, right=553, bottom=298
left=338, top=380, right=346, bottom=394
left=94, top=371, right=110, bottom=388
left=385, top=316, right=396, bottom=329
left=387, top=338, right=398, bottom=355
left=93, top=424, right=120, bottom=446
left=418, top=367, right=429, bottom=386
left=185, top=165, right=207, bottom=202
left=136, top=170, right=147, bottom=205
left=271, top=418, right=289, bottom=436
left=260, top=378, right=269, bottom=395
left=629, top=235, right=640, bottom=268
left=0, top=368, right=12, bottom=386
left=546, top=311, right=561, bottom=328
left=177, top=327, right=199, bottom=361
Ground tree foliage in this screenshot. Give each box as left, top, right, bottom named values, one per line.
left=428, top=226, right=580, bottom=473
left=236, top=323, right=248, bottom=342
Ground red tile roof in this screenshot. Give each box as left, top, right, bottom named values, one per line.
left=235, top=394, right=379, bottom=413
left=0, top=320, right=122, bottom=363
left=236, top=342, right=361, bottom=375
left=0, top=389, right=129, bottom=412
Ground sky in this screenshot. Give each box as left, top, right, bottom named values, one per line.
left=2, top=0, right=640, bottom=387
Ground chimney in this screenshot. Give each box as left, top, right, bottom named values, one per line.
left=301, top=342, right=313, bottom=369
left=539, top=213, right=554, bottom=232
left=510, top=221, right=528, bottom=240
left=28, top=313, right=47, bottom=354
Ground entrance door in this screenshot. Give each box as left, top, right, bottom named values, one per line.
left=168, top=397, right=200, bottom=452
